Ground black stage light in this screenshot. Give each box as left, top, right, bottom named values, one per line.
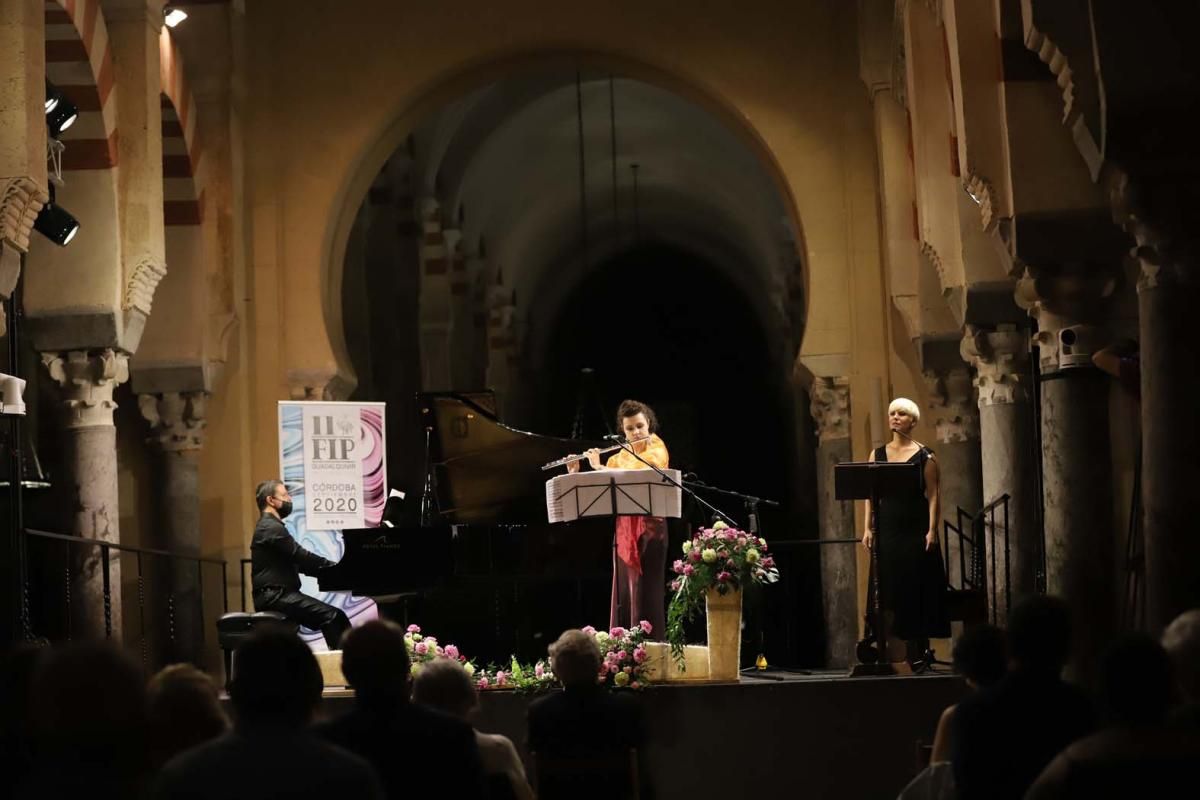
left=45, top=92, right=78, bottom=137
left=45, top=78, right=60, bottom=113
left=34, top=201, right=80, bottom=246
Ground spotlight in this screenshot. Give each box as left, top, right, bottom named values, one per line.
left=34, top=199, right=80, bottom=247
left=45, top=79, right=60, bottom=113
left=45, top=91, right=77, bottom=138
left=164, top=7, right=188, bottom=27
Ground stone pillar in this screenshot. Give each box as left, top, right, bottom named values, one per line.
left=138, top=390, right=206, bottom=663
left=810, top=376, right=857, bottom=668
left=961, top=325, right=1039, bottom=623
left=1133, top=249, right=1200, bottom=631
left=485, top=273, right=517, bottom=415
left=923, top=366, right=983, bottom=588
left=418, top=198, right=451, bottom=391
left=1019, top=274, right=1116, bottom=674
left=42, top=349, right=130, bottom=640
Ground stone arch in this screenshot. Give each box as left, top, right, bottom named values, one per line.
left=319, top=51, right=813, bottom=399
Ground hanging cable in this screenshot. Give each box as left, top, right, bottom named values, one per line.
left=575, top=70, right=588, bottom=268
left=609, top=75, right=619, bottom=234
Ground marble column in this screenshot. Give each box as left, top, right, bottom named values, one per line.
left=810, top=376, right=857, bottom=668
left=961, top=325, right=1039, bottom=623
left=1020, top=277, right=1116, bottom=674
left=138, top=390, right=206, bottom=663
left=42, top=349, right=130, bottom=640
left=1134, top=250, right=1200, bottom=631
left=923, top=366, right=983, bottom=588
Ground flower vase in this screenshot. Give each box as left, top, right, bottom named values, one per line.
left=705, top=587, right=743, bottom=681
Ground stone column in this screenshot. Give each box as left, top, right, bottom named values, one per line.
left=810, top=376, right=857, bottom=668
left=1019, top=274, right=1116, bottom=674
left=923, top=366, right=983, bottom=588
left=961, top=325, right=1039, bottom=623
left=138, top=390, right=206, bottom=663
left=418, top=198, right=451, bottom=391
left=485, top=273, right=517, bottom=416
left=1133, top=248, right=1200, bottom=631
left=42, top=349, right=130, bottom=640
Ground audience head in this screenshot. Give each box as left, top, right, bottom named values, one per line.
left=549, top=629, right=602, bottom=689
left=340, top=619, right=412, bottom=702
left=412, top=657, right=478, bottom=719
left=952, top=624, right=1007, bottom=689
left=1098, top=633, right=1172, bottom=726
left=1162, top=608, right=1200, bottom=705
left=1007, top=594, right=1073, bottom=673
left=229, top=625, right=324, bottom=727
left=146, top=663, right=230, bottom=766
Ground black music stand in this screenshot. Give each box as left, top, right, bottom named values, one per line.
left=835, top=460, right=921, bottom=677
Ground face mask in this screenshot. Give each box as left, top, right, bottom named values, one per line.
left=276, top=499, right=293, bottom=519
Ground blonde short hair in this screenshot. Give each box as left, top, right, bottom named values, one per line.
left=888, top=397, right=920, bottom=423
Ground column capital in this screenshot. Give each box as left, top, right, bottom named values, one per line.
left=809, top=376, right=851, bottom=443
left=42, top=349, right=130, bottom=428
left=1, top=176, right=49, bottom=258
left=1015, top=266, right=1114, bottom=372
left=961, top=324, right=1030, bottom=407
left=137, top=391, right=206, bottom=451
left=923, top=365, right=980, bottom=443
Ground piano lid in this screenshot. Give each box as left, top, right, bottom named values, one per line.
left=419, top=392, right=603, bottom=524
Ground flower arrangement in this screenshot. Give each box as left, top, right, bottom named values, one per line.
left=583, top=620, right=655, bottom=689
left=666, top=521, right=780, bottom=664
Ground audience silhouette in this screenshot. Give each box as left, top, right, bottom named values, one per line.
left=146, top=663, right=230, bottom=770
left=151, top=625, right=382, bottom=800
left=315, top=620, right=487, bottom=800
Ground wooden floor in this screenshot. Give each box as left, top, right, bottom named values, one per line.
left=312, top=669, right=965, bottom=799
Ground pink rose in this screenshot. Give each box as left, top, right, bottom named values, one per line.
left=617, top=650, right=627, bottom=661
left=688, top=550, right=702, bottom=563
left=608, top=663, right=619, bottom=673
left=496, top=671, right=508, bottom=686
left=683, top=564, right=695, bottom=576
left=581, top=625, right=596, bottom=636
left=406, top=624, right=421, bottom=634
left=717, top=570, right=732, bottom=582
left=414, top=642, right=428, bottom=655
left=444, top=644, right=459, bottom=660
left=535, top=662, right=545, bottom=678
left=639, top=620, right=653, bottom=634
left=610, top=627, right=626, bottom=638
left=672, top=559, right=685, bottom=573
left=478, top=677, right=489, bottom=689
left=633, top=647, right=648, bottom=664
left=670, top=579, right=682, bottom=592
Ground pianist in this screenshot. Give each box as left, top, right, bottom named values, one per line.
left=250, top=479, right=350, bottom=649
left=567, top=399, right=670, bottom=638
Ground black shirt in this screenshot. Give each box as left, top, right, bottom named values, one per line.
left=250, top=514, right=335, bottom=592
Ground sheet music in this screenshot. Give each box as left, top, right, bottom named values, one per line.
left=545, top=469, right=682, bottom=523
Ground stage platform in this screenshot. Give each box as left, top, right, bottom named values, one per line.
left=314, top=669, right=966, bottom=799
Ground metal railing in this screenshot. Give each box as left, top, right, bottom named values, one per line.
left=22, top=528, right=229, bottom=672
left=942, top=494, right=1011, bottom=624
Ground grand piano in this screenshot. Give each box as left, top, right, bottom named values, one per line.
left=319, top=392, right=618, bottom=664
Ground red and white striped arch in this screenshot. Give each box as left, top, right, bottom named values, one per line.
left=159, top=29, right=203, bottom=225
left=44, top=0, right=118, bottom=170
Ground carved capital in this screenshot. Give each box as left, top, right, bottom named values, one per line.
left=1015, top=266, right=1114, bottom=371
left=42, top=349, right=131, bottom=428
left=964, top=172, right=998, bottom=232
left=124, top=256, right=168, bottom=318
left=138, top=391, right=207, bottom=451
left=1109, top=169, right=1200, bottom=293
left=961, top=324, right=1030, bottom=407
left=0, top=176, right=49, bottom=255
left=923, top=367, right=980, bottom=443
left=810, top=376, right=851, bottom=442
left=286, top=369, right=351, bottom=402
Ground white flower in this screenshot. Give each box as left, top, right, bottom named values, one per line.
left=463, top=662, right=476, bottom=676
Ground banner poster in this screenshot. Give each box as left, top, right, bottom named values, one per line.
left=277, top=401, right=387, bottom=649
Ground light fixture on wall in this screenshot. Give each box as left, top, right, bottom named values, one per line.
left=33, top=186, right=79, bottom=247
left=164, top=6, right=188, bottom=28
left=44, top=81, right=77, bottom=137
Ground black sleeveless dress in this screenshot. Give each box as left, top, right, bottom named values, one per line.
left=870, top=445, right=950, bottom=640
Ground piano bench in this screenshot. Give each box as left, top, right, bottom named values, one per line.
left=216, top=611, right=298, bottom=691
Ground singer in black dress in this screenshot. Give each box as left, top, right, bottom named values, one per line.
left=862, top=398, right=950, bottom=658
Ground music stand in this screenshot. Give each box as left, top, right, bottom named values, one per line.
left=835, top=460, right=921, bottom=677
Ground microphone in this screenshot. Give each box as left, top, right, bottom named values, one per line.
left=602, top=434, right=625, bottom=442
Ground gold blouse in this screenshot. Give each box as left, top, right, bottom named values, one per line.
left=604, top=434, right=669, bottom=470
